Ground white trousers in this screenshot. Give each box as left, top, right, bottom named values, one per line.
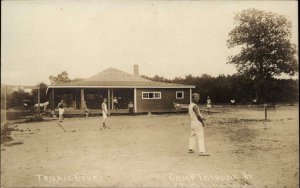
left=58, top=108, right=64, bottom=121
left=189, top=120, right=205, bottom=153
left=102, top=112, right=107, bottom=122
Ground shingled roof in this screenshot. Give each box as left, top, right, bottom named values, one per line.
left=48, top=68, right=195, bottom=89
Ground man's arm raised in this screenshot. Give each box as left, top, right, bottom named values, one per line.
left=173, top=102, right=189, bottom=110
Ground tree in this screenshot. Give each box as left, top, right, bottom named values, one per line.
left=49, top=71, right=71, bottom=84
left=227, top=8, right=298, bottom=102
left=32, top=82, right=48, bottom=103
left=140, top=75, right=171, bottom=83
left=7, top=89, right=33, bottom=109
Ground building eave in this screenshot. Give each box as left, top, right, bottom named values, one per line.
left=47, top=85, right=195, bottom=89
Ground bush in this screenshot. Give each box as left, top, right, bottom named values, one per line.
left=1, top=124, right=14, bottom=143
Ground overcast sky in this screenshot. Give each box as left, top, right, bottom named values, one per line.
left=1, top=0, right=298, bottom=86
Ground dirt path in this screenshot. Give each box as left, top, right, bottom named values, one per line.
left=1, top=106, right=298, bottom=188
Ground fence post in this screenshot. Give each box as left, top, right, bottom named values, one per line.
left=37, top=85, right=40, bottom=118
left=264, top=104, right=267, bottom=121
left=4, top=86, right=7, bottom=124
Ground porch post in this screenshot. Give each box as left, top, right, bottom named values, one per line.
left=80, top=88, right=85, bottom=109
left=52, top=88, right=55, bottom=110
left=111, top=88, right=114, bottom=110
left=75, top=95, right=77, bottom=109
left=134, top=88, right=137, bottom=113
left=108, top=89, right=111, bottom=110
left=190, top=88, right=192, bottom=103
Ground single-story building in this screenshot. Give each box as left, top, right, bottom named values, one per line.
left=47, top=65, right=195, bottom=113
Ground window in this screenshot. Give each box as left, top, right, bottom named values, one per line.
left=142, top=92, right=161, bottom=99
left=176, top=91, right=184, bottom=99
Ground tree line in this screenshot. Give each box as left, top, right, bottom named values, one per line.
left=141, top=74, right=298, bottom=104
left=2, top=72, right=297, bottom=110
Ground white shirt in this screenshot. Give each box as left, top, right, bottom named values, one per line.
left=189, top=102, right=202, bottom=121
left=102, top=102, right=107, bottom=114
left=207, top=99, right=211, bottom=104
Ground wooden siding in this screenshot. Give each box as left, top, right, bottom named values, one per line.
left=136, top=88, right=190, bottom=112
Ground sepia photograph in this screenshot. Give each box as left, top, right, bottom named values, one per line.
left=1, top=0, right=298, bottom=187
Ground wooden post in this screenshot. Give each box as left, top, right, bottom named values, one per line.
left=37, top=85, right=40, bottom=118
left=134, top=88, right=137, bottom=113
left=189, top=88, right=192, bottom=103
left=264, top=104, right=268, bottom=121
left=4, top=86, right=7, bottom=124
left=74, top=95, right=77, bottom=109
left=111, top=88, right=114, bottom=110
left=108, top=89, right=111, bottom=110
left=80, top=88, right=85, bottom=109
left=52, top=88, right=55, bottom=110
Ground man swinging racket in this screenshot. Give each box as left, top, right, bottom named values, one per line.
left=174, top=93, right=210, bottom=156
left=57, top=99, right=67, bottom=132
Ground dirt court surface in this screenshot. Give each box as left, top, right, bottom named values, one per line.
left=1, top=106, right=299, bottom=188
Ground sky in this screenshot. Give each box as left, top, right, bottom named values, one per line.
left=1, top=0, right=298, bottom=86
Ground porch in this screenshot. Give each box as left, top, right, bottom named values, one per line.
left=49, top=88, right=135, bottom=111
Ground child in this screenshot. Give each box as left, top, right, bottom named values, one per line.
left=113, top=97, right=119, bottom=110
left=128, top=101, right=134, bottom=116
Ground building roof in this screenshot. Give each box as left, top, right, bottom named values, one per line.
left=48, top=68, right=195, bottom=89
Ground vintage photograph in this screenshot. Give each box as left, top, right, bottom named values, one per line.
left=1, top=0, right=298, bottom=187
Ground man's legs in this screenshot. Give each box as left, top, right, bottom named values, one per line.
left=101, top=113, right=110, bottom=129
left=100, top=113, right=106, bottom=129
left=195, top=126, right=206, bottom=154
left=188, top=128, right=197, bottom=152
left=58, top=109, right=64, bottom=122
left=103, top=115, right=106, bottom=128
left=190, top=121, right=209, bottom=156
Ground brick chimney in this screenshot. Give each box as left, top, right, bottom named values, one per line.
left=134, top=64, right=139, bottom=76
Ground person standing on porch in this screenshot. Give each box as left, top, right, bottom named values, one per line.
left=128, top=101, right=134, bottom=116
left=101, top=98, right=110, bottom=129
left=113, top=97, right=119, bottom=110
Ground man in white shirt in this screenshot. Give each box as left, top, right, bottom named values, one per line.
left=57, top=100, right=65, bottom=122
left=189, top=93, right=210, bottom=156
left=83, top=100, right=89, bottom=117
left=101, top=98, right=110, bottom=129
